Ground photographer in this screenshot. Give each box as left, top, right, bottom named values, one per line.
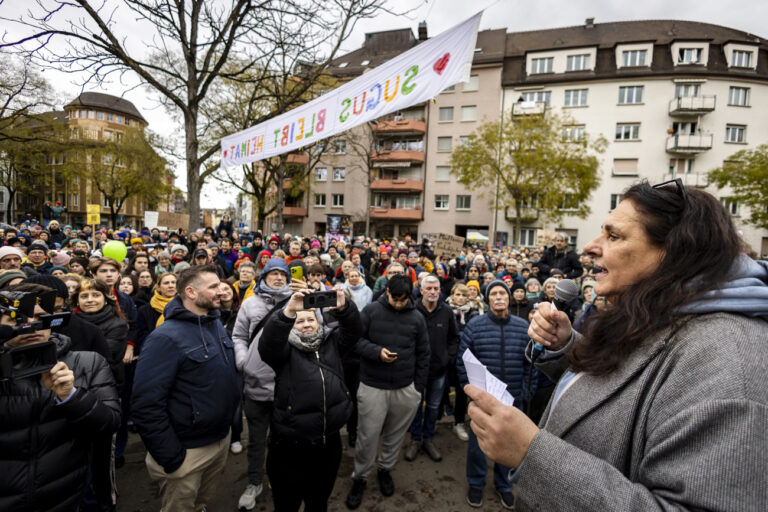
left=259, top=288, right=362, bottom=512
left=0, top=283, right=121, bottom=512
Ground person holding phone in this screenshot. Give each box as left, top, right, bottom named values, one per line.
left=345, top=275, right=430, bottom=510
left=258, top=288, right=362, bottom=512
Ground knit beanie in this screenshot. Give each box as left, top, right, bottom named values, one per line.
left=484, top=279, right=511, bottom=303
left=465, top=280, right=480, bottom=292
left=171, top=244, right=188, bottom=255
left=0, top=246, right=23, bottom=261
left=22, top=274, right=69, bottom=298
left=51, top=251, right=71, bottom=267
left=0, top=270, right=28, bottom=289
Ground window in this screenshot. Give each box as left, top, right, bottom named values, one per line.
left=732, top=50, right=752, bottom=67
left=332, top=194, right=344, bottom=207
left=610, top=194, right=623, bottom=211
left=439, top=107, right=454, bottom=122
left=337, top=62, right=348, bottom=68
left=564, top=89, right=588, bottom=107
left=371, top=194, right=384, bottom=207
left=566, top=54, right=590, bottom=71
left=669, top=158, right=693, bottom=174
left=461, top=105, right=477, bottom=122
left=442, top=84, right=455, bottom=93
left=725, top=125, right=745, bottom=143
left=333, top=140, right=346, bottom=154
left=721, top=198, right=739, bottom=215
left=103, top=154, right=113, bottom=165
left=562, top=125, right=585, bottom=141
left=613, top=158, right=639, bottom=176
left=313, top=194, right=326, bottom=207
left=315, top=167, right=327, bottom=181
left=459, top=136, right=470, bottom=146
left=86, top=110, right=94, bottom=119
left=672, top=121, right=697, bottom=135
left=106, top=113, right=113, bottom=121
left=96, top=111, right=104, bottom=120
left=621, top=50, right=647, bottom=67
left=72, top=193, right=79, bottom=207
left=434, top=194, right=449, bottom=210
left=618, top=86, right=643, bottom=104
left=521, top=91, right=551, bottom=106
left=530, top=57, right=553, bottom=74
left=360, top=59, right=370, bottom=66
left=435, top=166, right=451, bottom=182
left=456, top=195, right=471, bottom=210
left=615, top=124, right=640, bottom=141
left=79, top=109, right=87, bottom=118
left=559, top=194, right=579, bottom=211
left=437, top=136, right=452, bottom=152
left=103, top=130, right=113, bottom=141
left=518, top=228, right=537, bottom=247
left=728, top=86, right=749, bottom=106
left=675, top=84, right=699, bottom=98
left=678, top=48, right=702, bottom=64
left=332, top=167, right=346, bottom=181
left=72, top=175, right=79, bottom=185
left=463, top=75, right=479, bottom=92
left=102, top=194, right=110, bottom=207
left=396, top=195, right=419, bottom=208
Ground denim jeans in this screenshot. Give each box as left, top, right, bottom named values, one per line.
left=466, top=423, right=512, bottom=492
left=408, top=374, right=446, bottom=442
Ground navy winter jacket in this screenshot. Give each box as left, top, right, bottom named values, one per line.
left=132, top=296, right=240, bottom=473
left=456, top=311, right=536, bottom=407
left=356, top=293, right=430, bottom=392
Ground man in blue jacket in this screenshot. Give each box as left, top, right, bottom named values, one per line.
left=456, top=280, right=535, bottom=510
left=132, top=265, right=240, bottom=512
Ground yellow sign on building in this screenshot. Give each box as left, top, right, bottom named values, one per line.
left=87, top=204, right=101, bottom=225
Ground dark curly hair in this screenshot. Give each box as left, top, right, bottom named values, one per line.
left=569, top=181, right=742, bottom=376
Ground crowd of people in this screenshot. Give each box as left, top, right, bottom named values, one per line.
left=0, top=184, right=766, bottom=512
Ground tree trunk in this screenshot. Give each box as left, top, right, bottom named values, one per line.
left=6, top=189, right=15, bottom=223
left=185, top=110, right=201, bottom=233
left=365, top=166, right=371, bottom=237
left=275, top=156, right=286, bottom=233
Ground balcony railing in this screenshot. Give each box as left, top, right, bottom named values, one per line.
left=371, top=150, right=425, bottom=164
left=369, top=206, right=422, bottom=221
left=370, top=179, right=424, bottom=192
left=282, top=206, right=307, bottom=218
left=512, top=101, right=546, bottom=116
left=668, top=95, right=716, bottom=115
left=286, top=152, right=309, bottom=165
left=660, top=172, right=709, bottom=188
left=373, top=119, right=426, bottom=135
left=666, top=134, right=713, bottom=153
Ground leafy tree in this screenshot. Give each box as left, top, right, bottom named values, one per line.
left=0, top=54, right=54, bottom=143
left=450, top=111, right=607, bottom=241
left=71, top=127, right=172, bottom=228
left=3, top=0, right=393, bottom=232
left=709, top=144, right=768, bottom=229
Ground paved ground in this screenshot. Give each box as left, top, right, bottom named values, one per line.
left=116, top=418, right=509, bottom=511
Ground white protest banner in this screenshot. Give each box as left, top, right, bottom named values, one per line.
left=220, top=12, right=482, bottom=167
left=144, top=211, right=159, bottom=229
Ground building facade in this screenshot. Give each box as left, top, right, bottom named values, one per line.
left=264, top=19, right=768, bottom=255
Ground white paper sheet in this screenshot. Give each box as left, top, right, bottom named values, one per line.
left=462, top=349, right=515, bottom=407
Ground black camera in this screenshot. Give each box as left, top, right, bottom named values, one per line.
left=303, top=291, right=338, bottom=309
left=0, top=290, right=71, bottom=382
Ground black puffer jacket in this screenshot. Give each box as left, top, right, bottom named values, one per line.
left=356, top=293, right=430, bottom=392
left=76, top=306, right=128, bottom=389
left=415, top=300, right=459, bottom=380
left=0, top=333, right=121, bottom=512
left=259, top=302, right=362, bottom=442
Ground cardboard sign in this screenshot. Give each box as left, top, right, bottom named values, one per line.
left=421, top=232, right=465, bottom=258
left=144, top=211, right=159, bottom=229
left=536, top=229, right=557, bottom=248
left=86, top=204, right=100, bottom=225
left=156, top=212, right=190, bottom=231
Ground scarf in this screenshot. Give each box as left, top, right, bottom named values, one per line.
left=258, top=279, right=291, bottom=297
left=150, top=290, right=174, bottom=327
left=287, top=326, right=325, bottom=352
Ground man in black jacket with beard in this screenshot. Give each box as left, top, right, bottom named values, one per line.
left=345, top=275, right=430, bottom=510
left=0, top=283, right=121, bottom=512
left=537, top=232, right=583, bottom=279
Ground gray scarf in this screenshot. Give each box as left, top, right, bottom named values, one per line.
left=258, top=278, right=291, bottom=297
left=288, top=326, right=325, bottom=352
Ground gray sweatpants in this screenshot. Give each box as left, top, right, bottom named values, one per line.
left=353, top=382, right=421, bottom=480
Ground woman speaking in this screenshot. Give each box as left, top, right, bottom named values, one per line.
left=465, top=181, right=768, bottom=511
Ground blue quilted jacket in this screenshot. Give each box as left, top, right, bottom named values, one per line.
left=456, top=311, right=537, bottom=408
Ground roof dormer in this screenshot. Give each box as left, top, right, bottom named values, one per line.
left=615, top=42, right=654, bottom=69
left=723, top=42, right=759, bottom=69
left=670, top=41, right=709, bottom=66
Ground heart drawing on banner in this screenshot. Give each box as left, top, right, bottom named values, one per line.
left=433, top=53, right=451, bottom=75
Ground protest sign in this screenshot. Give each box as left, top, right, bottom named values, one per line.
left=421, top=232, right=465, bottom=258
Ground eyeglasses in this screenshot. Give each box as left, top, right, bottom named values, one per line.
left=652, top=178, right=686, bottom=201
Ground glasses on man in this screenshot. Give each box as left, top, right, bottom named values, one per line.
left=652, top=178, right=686, bottom=201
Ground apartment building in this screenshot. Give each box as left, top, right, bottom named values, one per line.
left=271, top=19, right=768, bottom=255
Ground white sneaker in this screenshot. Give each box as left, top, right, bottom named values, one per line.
left=238, top=483, right=262, bottom=510
left=453, top=423, right=469, bottom=441
left=230, top=441, right=243, bottom=454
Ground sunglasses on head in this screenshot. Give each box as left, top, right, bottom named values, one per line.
left=652, top=178, right=686, bottom=201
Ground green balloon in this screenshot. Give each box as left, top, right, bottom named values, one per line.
left=103, top=240, right=128, bottom=262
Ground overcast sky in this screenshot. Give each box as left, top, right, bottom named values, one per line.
left=5, top=0, right=766, bottom=207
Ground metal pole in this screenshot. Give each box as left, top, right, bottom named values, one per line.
left=492, top=87, right=506, bottom=248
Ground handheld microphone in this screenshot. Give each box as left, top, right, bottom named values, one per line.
left=532, top=279, right=579, bottom=353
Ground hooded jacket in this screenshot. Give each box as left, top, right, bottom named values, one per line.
left=356, top=293, right=430, bottom=392
left=131, top=296, right=240, bottom=474
left=0, top=334, right=120, bottom=512
left=259, top=302, right=362, bottom=442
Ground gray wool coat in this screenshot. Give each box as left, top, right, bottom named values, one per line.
left=515, top=312, right=768, bottom=511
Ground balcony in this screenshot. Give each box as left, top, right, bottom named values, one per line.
left=282, top=178, right=307, bottom=191
left=666, top=134, right=713, bottom=153
left=504, top=206, right=539, bottom=222
left=512, top=101, right=546, bottom=116
left=282, top=206, right=307, bottom=218
left=371, top=150, right=425, bottom=165
left=668, top=95, right=716, bottom=115
left=373, top=119, right=426, bottom=135
left=660, top=173, right=709, bottom=188
left=370, top=179, right=424, bottom=192
left=286, top=152, right=309, bottom=165
left=369, top=206, right=422, bottom=221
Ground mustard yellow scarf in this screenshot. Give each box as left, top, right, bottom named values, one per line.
left=150, top=290, right=174, bottom=327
